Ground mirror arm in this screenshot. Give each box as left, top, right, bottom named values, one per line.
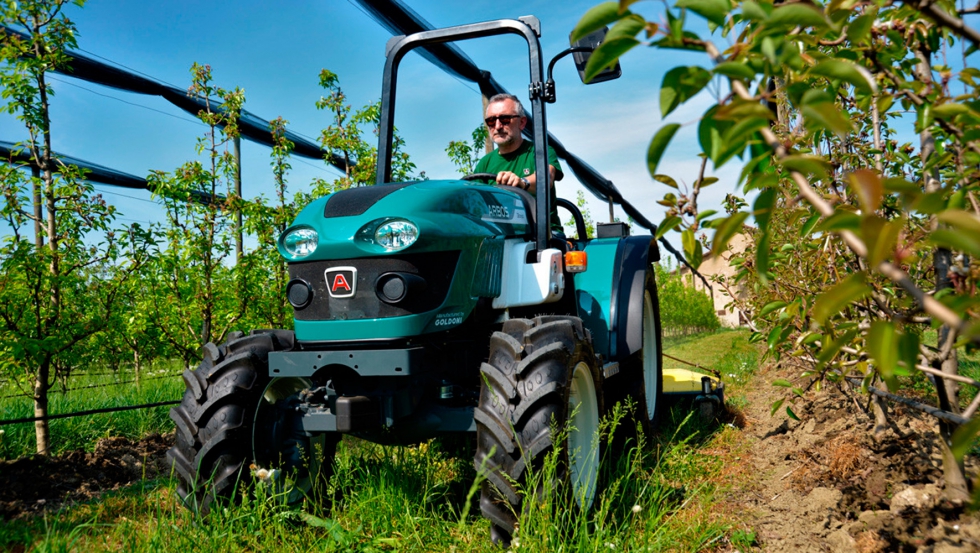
left=545, top=46, right=594, bottom=103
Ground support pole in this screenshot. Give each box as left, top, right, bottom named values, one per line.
left=233, top=135, right=243, bottom=263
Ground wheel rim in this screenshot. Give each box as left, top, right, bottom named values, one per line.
left=568, top=361, right=599, bottom=509
left=252, top=377, right=322, bottom=503
left=642, top=289, right=660, bottom=421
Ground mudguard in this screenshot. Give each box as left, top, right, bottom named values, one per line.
left=573, top=235, right=659, bottom=363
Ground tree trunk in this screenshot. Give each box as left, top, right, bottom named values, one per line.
left=31, top=165, right=43, bottom=249
left=33, top=359, right=50, bottom=455
left=133, top=348, right=141, bottom=386
left=915, top=46, right=969, bottom=501
left=914, top=49, right=960, bottom=410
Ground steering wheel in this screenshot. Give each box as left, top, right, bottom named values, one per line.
left=461, top=172, right=499, bottom=182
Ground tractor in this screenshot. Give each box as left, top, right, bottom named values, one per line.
left=166, top=16, right=724, bottom=544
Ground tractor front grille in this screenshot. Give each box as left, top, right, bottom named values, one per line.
left=288, top=252, right=460, bottom=321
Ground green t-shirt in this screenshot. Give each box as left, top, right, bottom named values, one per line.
left=473, top=140, right=564, bottom=231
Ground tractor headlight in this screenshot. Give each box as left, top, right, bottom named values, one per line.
left=374, top=219, right=418, bottom=251
left=282, top=227, right=318, bottom=259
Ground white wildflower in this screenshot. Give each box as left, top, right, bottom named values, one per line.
left=631, top=504, right=642, bottom=514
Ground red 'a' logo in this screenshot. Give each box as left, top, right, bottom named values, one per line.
left=325, top=267, right=356, bottom=298
left=332, top=274, right=351, bottom=292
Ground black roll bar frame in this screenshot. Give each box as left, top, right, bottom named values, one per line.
left=376, top=16, right=552, bottom=256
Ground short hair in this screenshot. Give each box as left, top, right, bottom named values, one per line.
left=487, top=93, right=526, bottom=117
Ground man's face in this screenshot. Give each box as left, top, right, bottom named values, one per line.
left=485, top=99, right=526, bottom=149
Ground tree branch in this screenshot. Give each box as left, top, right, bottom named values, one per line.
left=907, top=0, right=980, bottom=47
left=702, top=40, right=977, bottom=345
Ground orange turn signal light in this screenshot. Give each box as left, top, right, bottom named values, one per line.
left=565, top=250, right=588, bottom=273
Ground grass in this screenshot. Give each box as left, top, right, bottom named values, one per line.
left=890, top=329, right=980, bottom=412
left=0, top=362, right=184, bottom=459
left=0, top=329, right=761, bottom=552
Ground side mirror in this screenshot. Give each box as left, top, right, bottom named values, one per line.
left=569, top=27, right=622, bottom=84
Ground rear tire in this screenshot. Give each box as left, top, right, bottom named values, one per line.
left=474, top=316, right=603, bottom=544
left=167, top=330, right=337, bottom=514
left=610, top=269, right=663, bottom=438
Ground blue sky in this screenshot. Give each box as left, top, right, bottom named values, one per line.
left=1, top=0, right=742, bottom=237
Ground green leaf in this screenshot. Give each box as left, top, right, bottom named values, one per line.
left=741, top=1, right=770, bottom=20
left=770, top=398, right=784, bottom=416
left=930, top=229, right=980, bottom=258
left=760, top=301, right=788, bottom=318
left=676, top=0, right=731, bottom=26
left=812, top=271, right=870, bottom=325
left=863, top=214, right=905, bottom=267
left=802, top=102, right=854, bottom=137
left=938, top=209, right=980, bottom=235
left=767, top=324, right=791, bottom=350
left=696, top=209, right=718, bottom=221
left=867, top=320, right=898, bottom=379
left=847, top=169, right=883, bottom=213
left=932, top=102, right=976, bottom=119
left=767, top=4, right=830, bottom=30
left=781, top=155, right=831, bottom=180
left=660, top=66, right=712, bottom=117
left=753, top=187, right=777, bottom=230
left=772, top=378, right=792, bottom=387
left=816, top=329, right=859, bottom=366
left=761, top=36, right=777, bottom=66
left=846, top=14, right=875, bottom=44
left=949, top=190, right=968, bottom=210
left=898, top=331, right=919, bottom=372
left=786, top=406, right=800, bottom=421
left=808, top=59, right=876, bottom=94
left=585, top=36, right=641, bottom=82
left=714, top=61, right=756, bottom=81
left=655, top=215, right=682, bottom=239
left=716, top=99, right=774, bottom=121
left=952, top=415, right=980, bottom=461
left=654, top=174, right=679, bottom=188
left=571, top=2, right=627, bottom=43
left=682, top=228, right=704, bottom=269
left=606, top=13, right=647, bottom=40
left=802, top=332, right=822, bottom=345
left=710, top=211, right=749, bottom=256
left=722, top=117, right=768, bottom=150
left=912, top=191, right=947, bottom=215
left=799, top=212, right=821, bottom=237
left=756, top=229, right=770, bottom=282
left=883, top=177, right=918, bottom=194
left=646, top=123, right=681, bottom=178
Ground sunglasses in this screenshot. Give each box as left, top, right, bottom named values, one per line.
left=485, top=114, right=521, bottom=127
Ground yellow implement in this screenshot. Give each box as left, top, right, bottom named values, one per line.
left=663, top=368, right=722, bottom=395
left=663, top=367, right=725, bottom=420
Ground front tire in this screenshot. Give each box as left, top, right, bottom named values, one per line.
left=474, top=316, right=603, bottom=544
left=166, top=330, right=337, bottom=514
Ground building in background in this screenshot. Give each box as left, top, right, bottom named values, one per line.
left=678, top=232, right=752, bottom=328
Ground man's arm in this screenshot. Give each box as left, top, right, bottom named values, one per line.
left=494, top=165, right=556, bottom=195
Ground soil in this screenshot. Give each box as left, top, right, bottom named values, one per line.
left=722, top=360, right=980, bottom=552
left=0, top=433, right=173, bottom=520
left=2, top=361, right=980, bottom=552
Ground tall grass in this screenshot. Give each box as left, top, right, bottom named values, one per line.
left=0, top=362, right=184, bottom=459
left=1, top=330, right=760, bottom=552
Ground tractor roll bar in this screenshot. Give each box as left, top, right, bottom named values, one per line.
left=376, top=17, right=552, bottom=255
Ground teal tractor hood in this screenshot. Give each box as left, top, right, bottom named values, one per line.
left=279, top=180, right=533, bottom=342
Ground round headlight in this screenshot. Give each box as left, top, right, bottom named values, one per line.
left=282, top=227, right=318, bottom=258
left=375, top=219, right=418, bottom=251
